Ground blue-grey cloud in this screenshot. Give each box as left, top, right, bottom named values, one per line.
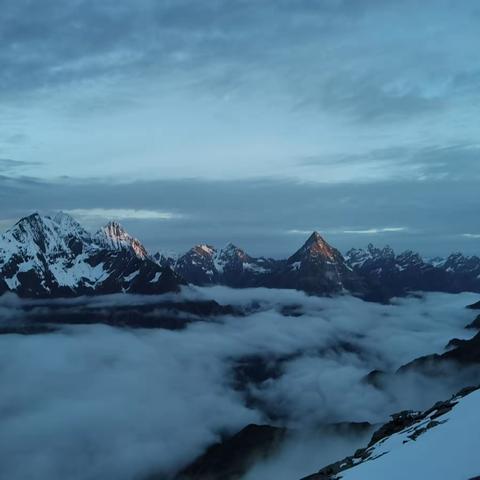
left=0, top=174, right=478, bottom=257
left=0, top=158, right=41, bottom=173
left=1, top=0, right=479, bottom=122
left=300, top=143, right=480, bottom=181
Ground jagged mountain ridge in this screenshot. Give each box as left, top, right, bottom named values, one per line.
left=346, top=243, right=480, bottom=299
left=0, top=212, right=182, bottom=297
left=161, top=235, right=480, bottom=299
left=170, top=232, right=367, bottom=295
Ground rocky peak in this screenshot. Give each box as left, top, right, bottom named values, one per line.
left=440, top=252, right=480, bottom=275
left=288, top=231, right=341, bottom=264
left=193, top=244, right=216, bottom=257
left=397, top=250, right=424, bottom=267
left=95, top=221, right=148, bottom=259
left=2, top=213, right=75, bottom=258
left=10, top=212, right=45, bottom=240
left=217, top=243, right=249, bottom=262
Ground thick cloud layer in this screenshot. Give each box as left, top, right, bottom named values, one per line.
left=0, top=288, right=478, bottom=479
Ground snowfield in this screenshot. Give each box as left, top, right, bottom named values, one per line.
left=339, top=388, right=480, bottom=480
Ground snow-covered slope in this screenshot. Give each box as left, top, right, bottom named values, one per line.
left=0, top=212, right=182, bottom=297
left=303, top=386, right=480, bottom=480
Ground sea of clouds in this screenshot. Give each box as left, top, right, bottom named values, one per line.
left=0, top=287, right=478, bottom=480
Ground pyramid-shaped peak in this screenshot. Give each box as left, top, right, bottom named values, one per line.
left=289, top=230, right=341, bottom=263
left=305, top=231, right=328, bottom=245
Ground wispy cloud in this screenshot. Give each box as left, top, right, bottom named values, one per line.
left=343, top=227, right=407, bottom=235
left=0, top=158, right=41, bottom=173
left=64, top=208, right=182, bottom=221
left=287, top=227, right=408, bottom=236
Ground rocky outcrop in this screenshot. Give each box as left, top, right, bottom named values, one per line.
left=172, top=424, right=287, bottom=480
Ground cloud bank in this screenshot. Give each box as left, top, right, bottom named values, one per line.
left=0, top=288, right=479, bottom=479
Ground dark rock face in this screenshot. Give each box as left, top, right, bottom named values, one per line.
left=0, top=212, right=184, bottom=298
left=270, top=232, right=367, bottom=296
left=345, top=244, right=480, bottom=299
left=467, top=314, right=480, bottom=329
left=5, top=299, right=234, bottom=331
left=172, top=424, right=287, bottom=480
left=400, top=330, right=480, bottom=371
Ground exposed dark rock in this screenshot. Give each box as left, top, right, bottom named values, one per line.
left=368, top=410, right=424, bottom=447
left=362, top=369, right=388, bottom=389
left=172, top=424, right=287, bottom=480
left=399, top=330, right=480, bottom=372
left=466, top=314, right=480, bottom=329
left=5, top=300, right=235, bottom=331
left=0, top=324, right=58, bottom=335
left=280, top=304, right=304, bottom=317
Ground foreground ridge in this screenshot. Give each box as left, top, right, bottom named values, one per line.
left=301, top=385, right=480, bottom=480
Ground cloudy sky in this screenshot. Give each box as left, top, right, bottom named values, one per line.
left=1, top=0, right=479, bottom=256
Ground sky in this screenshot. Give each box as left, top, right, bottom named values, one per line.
left=1, top=0, right=479, bottom=256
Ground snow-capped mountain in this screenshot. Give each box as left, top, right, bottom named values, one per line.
left=174, top=243, right=276, bottom=287
left=436, top=252, right=480, bottom=276
left=345, top=244, right=480, bottom=300
left=302, top=385, right=480, bottom=480
left=0, top=212, right=182, bottom=297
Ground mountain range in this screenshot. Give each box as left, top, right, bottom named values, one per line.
left=1, top=212, right=479, bottom=300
